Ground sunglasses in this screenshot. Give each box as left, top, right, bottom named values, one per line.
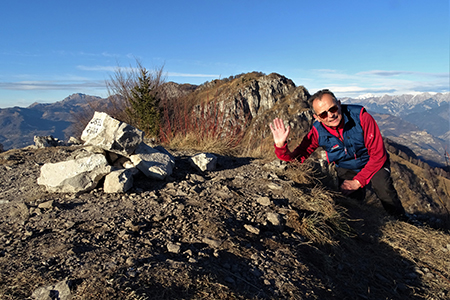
left=316, top=105, right=339, bottom=119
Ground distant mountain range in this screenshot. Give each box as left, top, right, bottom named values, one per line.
left=0, top=93, right=106, bottom=150
left=0, top=82, right=449, bottom=168
left=341, top=92, right=450, bottom=167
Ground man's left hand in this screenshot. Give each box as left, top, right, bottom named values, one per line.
left=340, top=179, right=361, bottom=195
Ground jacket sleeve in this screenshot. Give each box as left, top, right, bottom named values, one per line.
left=353, top=109, right=387, bottom=187
left=274, top=127, right=319, bottom=163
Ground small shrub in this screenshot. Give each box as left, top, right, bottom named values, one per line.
left=127, top=67, right=161, bottom=137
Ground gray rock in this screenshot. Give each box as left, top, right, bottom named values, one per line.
left=257, top=196, right=271, bottom=206
left=81, top=111, right=143, bottom=156
left=244, top=224, right=260, bottom=235
left=38, top=200, right=54, bottom=209
left=267, top=183, right=282, bottom=190
left=104, top=169, right=134, bottom=193
left=167, top=242, right=181, bottom=254
left=31, top=279, right=72, bottom=300
left=67, top=136, right=81, bottom=145
left=34, top=135, right=59, bottom=148
left=0, top=142, right=3, bottom=153
left=37, top=154, right=112, bottom=193
left=129, top=143, right=174, bottom=180
left=267, top=212, right=282, bottom=226
left=202, top=237, right=222, bottom=248
left=190, top=153, right=217, bottom=172
left=70, top=146, right=106, bottom=160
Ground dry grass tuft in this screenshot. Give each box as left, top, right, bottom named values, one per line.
left=283, top=160, right=319, bottom=186
left=380, top=221, right=450, bottom=285
left=279, top=161, right=355, bottom=246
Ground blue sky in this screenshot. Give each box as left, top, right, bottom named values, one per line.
left=0, top=0, right=448, bottom=108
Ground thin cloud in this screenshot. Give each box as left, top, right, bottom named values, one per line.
left=301, top=68, right=449, bottom=98
left=101, top=52, right=119, bottom=57
left=77, top=65, right=118, bottom=72
left=358, top=70, right=415, bottom=76
left=358, top=70, right=449, bottom=78
left=168, top=72, right=220, bottom=78
left=329, top=86, right=397, bottom=94
left=0, top=80, right=105, bottom=91
left=77, top=65, right=219, bottom=80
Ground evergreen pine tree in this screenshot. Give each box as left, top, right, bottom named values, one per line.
left=127, top=68, right=160, bottom=137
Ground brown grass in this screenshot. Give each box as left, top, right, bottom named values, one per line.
left=380, top=221, right=450, bottom=285
left=159, top=94, right=251, bottom=156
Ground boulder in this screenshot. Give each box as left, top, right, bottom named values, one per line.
left=190, top=153, right=217, bottom=172
left=37, top=154, right=112, bottom=193
left=0, top=142, right=3, bottom=153
left=129, top=143, right=175, bottom=180
left=104, top=169, right=134, bottom=193
left=81, top=111, right=143, bottom=156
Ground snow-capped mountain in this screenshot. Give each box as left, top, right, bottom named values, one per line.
left=341, top=92, right=450, bottom=167
left=341, top=92, right=449, bottom=115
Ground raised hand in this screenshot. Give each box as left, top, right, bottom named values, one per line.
left=269, top=118, right=290, bottom=147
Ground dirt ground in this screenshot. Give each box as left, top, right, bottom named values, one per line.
left=0, top=146, right=449, bottom=299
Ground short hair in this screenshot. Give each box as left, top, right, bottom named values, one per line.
left=308, top=89, right=338, bottom=112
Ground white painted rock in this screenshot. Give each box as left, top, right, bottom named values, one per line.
left=81, top=111, right=143, bottom=156
left=37, top=154, right=112, bottom=193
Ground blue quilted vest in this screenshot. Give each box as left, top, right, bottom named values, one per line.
left=313, top=105, right=370, bottom=171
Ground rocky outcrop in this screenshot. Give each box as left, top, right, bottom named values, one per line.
left=235, top=74, right=297, bottom=118
left=187, top=73, right=312, bottom=146
left=36, top=112, right=220, bottom=193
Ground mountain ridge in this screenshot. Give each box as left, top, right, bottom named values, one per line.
left=0, top=74, right=448, bottom=169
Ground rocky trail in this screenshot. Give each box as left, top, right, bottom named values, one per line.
left=0, top=145, right=450, bottom=299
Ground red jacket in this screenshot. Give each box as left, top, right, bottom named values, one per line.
left=274, top=108, right=387, bottom=188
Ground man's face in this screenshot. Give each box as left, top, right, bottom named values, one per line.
left=312, top=94, right=342, bottom=128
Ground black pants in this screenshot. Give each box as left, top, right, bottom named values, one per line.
left=336, top=158, right=406, bottom=217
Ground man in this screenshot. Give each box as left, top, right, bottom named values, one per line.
left=270, top=89, right=406, bottom=217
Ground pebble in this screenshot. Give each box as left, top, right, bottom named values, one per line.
left=244, top=224, right=260, bottom=235
left=267, top=212, right=282, bottom=226
left=167, top=242, right=181, bottom=254
left=202, top=237, right=221, bottom=248
left=257, top=196, right=271, bottom=206
left=267, top=183, right=282, bottom=190
left=38, top=200, right=54, bottom=209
